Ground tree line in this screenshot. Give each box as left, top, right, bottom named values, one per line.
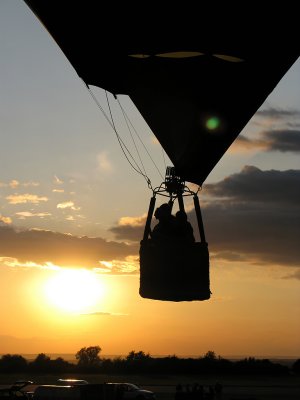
left=0, top=347, right=299, bottom=376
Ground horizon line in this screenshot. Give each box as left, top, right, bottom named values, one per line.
left=1, top=353, right=298, bottom=359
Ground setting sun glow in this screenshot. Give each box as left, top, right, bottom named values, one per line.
left=44, top=269, right=104, bottom=313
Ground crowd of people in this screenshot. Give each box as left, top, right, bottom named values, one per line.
left=175, top=382, right=223, bottom=400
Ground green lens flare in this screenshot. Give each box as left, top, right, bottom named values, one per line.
left=206, top=117, right=220, bottom=130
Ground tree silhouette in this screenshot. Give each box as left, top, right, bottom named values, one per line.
left=52, top=357, right=75, bottom=373
left=126, top=350, right=150, bottom=361
left=125, top=350, right=152, bottom=373
left=75, top=346, right=102, bottom=370
left=29, top=353, right=52, bottom=372
left=203, top=350, right=217, bottom=360
left=0, top=349, right=293, bottom=376
left=0, top=354, right=27, bottom=373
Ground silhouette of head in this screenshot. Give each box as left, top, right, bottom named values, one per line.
left=154, top=203, right=171, bottom=220
left=176, top=210, right=187, bottom=221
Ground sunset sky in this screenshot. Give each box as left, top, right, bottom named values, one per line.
left=0, top=1, right=299, bottom=359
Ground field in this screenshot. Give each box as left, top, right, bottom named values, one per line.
left=1, top=373, right=300, bottom=400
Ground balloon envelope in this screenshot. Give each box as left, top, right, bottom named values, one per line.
left=24, top=1, right=299, bottom=185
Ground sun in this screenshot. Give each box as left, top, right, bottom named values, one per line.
left=44, top=268, right=105, bottom=313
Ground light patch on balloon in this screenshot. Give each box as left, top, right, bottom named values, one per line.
left=213, top=54, right=244, bottom=62
left=129, top=54, right=150, bottom=58
left=156, top=51, right=204, bottom=58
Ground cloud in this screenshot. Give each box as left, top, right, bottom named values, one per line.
left=201, top=166, right=300, bottom=267
left=9, top=180, right=19, bottom=188
left=53, top=189, right=64, bottom=193
left=204, top=166, right=300, bottom=204
left=262, top=129, right=300, bottom=152
left=110, top=214, right=147, bottom=241
left=119, top=215, right=147, bottom=227
left=0, top=225, right=138, bottom=270
left=97, top=151, right=114, bottom=173
left=0, top=257, right=59, bottom=270
left=256, top=107, right=300, bottom=119
left=6, top=194, right=48, bottom=204
left=234, top=130, right=300, bottom=153
left=97, top=255, right=139, bottom=274
left=0, top=215, right=12, bottom=224
left=23, top=181, right=39, bottom=187
left=231, top=135, right=267, bottom=152
left=229, top=106, right=300, bottom=153
left=57, top=201, right=80, bottom=210
left=15, top=211, right=51, bottom=219
left=0, top=180, right=39, bottom=188
left=80, top=311, right=129, bottom=316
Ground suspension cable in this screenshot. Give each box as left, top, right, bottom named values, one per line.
left=116, top=98, right=148, bottom=178
left=86, top=84, right=115, bottom=131
left=85, top=83, right=152, bottom=189
left=117, top=97, right=164, bottom=181
left=105, top=92, right=152, bottom=187
left=161, top=147, right=167, bottom=171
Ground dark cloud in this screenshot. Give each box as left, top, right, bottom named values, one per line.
left=263, top=129, right=300, bottom=152
left=109, top=167, right=300, bottom=268
left=110, top=224, right=145, bottom=242
left=235, top=130, right=300, bottom=153
left=256, top=107, right=300, bottom=119
left=109, top=214, right=147, bottom=242
left=234, top=105, right=300, bottom=152
left=204, top=166, right=300, bottom=204
left=0, top=225, right=138, bottom=269
left=201, top=201, right=300, bottom=267
left=234, top=135, right=253, bottom=146
left=200, top=167, right=300, bottom=267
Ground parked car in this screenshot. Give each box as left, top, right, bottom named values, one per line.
left=33, top=385, right=81, bottom=400
left=0, top=381, right=34, bottom=400
left=33, top=383, right=155, bottom=400
left=106, top=383, right=156, bottom=400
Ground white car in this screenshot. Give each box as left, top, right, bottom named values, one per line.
left=106, top=383, right=156, bottom=400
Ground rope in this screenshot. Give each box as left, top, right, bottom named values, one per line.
left=86, top=83, right=152, bottom=189
left=161, top=147, right=167, bottom=171
left=86, top=84, right=115, bottom=131
left=116, top=98, right=148, bottom=178
left=117, top=97, right=164, bottom=181
left=105, top=91, right=153, bottom=187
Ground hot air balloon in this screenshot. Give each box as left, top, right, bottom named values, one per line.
left=23, top=1, right=300, bottom=301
